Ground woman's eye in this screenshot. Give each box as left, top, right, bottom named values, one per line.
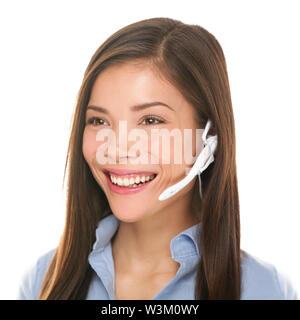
left=141, top=116, right=164, bottom=125
left=87, top=117, right=108, bottom=126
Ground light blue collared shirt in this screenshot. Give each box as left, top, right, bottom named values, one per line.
left=17, top=213, right=298, bottom=300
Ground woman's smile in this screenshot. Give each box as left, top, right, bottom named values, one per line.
left=103, top=168, right=158, bottom=195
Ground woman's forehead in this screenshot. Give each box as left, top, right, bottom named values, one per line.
left=88, top=64, right=195, bottom=117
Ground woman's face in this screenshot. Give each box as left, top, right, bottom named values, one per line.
left=82, top=61, right=203, bottom=222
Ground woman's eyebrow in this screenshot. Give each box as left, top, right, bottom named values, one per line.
left=86, top=101, right=175, bottom=114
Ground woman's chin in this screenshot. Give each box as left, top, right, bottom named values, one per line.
left=111, top=205, right=151, bottom=223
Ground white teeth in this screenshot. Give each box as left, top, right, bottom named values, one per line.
left=123, top=178, right=129, bottom=186
left=109, top=173, right=156, bottom=187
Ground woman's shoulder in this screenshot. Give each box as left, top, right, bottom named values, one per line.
left=240, top=250, right=298, bottom=300
left=17, top=248, right=56, bottom=300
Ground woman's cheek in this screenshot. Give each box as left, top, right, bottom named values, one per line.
left=82, top=129, right=98, bottom=165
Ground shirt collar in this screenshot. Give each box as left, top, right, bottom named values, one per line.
left=91, top=213, right=201, bottom=261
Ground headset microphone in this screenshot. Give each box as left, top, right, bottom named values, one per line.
left=158, top=119, right=217, bottom=201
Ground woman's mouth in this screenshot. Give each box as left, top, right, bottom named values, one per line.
left=103, top=169, right=158, bottom=195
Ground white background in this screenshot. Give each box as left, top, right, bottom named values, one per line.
left=0, top=0, right=299, bottom=299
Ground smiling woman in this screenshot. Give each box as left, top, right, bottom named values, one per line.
left=17, top=17, right=298, bottom=300
left=82, top=61, right=202, bottom=227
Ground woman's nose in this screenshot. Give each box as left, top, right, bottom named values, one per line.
left=103, top=121, right=142, bottom=164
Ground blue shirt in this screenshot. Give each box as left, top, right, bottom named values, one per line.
left=17, top=213, right=298, bottom=300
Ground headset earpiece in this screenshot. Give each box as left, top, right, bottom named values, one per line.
left=158, top=119, right=218, bottom=201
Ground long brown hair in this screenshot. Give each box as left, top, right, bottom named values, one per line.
left=38, top=17, right=241, bottom=300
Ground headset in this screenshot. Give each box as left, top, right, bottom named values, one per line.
left=158, top=119, right=218, bottom=201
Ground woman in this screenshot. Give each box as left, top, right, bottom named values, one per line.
left=18, top=17, right=298, bottom=300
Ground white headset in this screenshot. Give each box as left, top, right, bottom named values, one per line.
left=158, top=119, right=217, bottom=201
